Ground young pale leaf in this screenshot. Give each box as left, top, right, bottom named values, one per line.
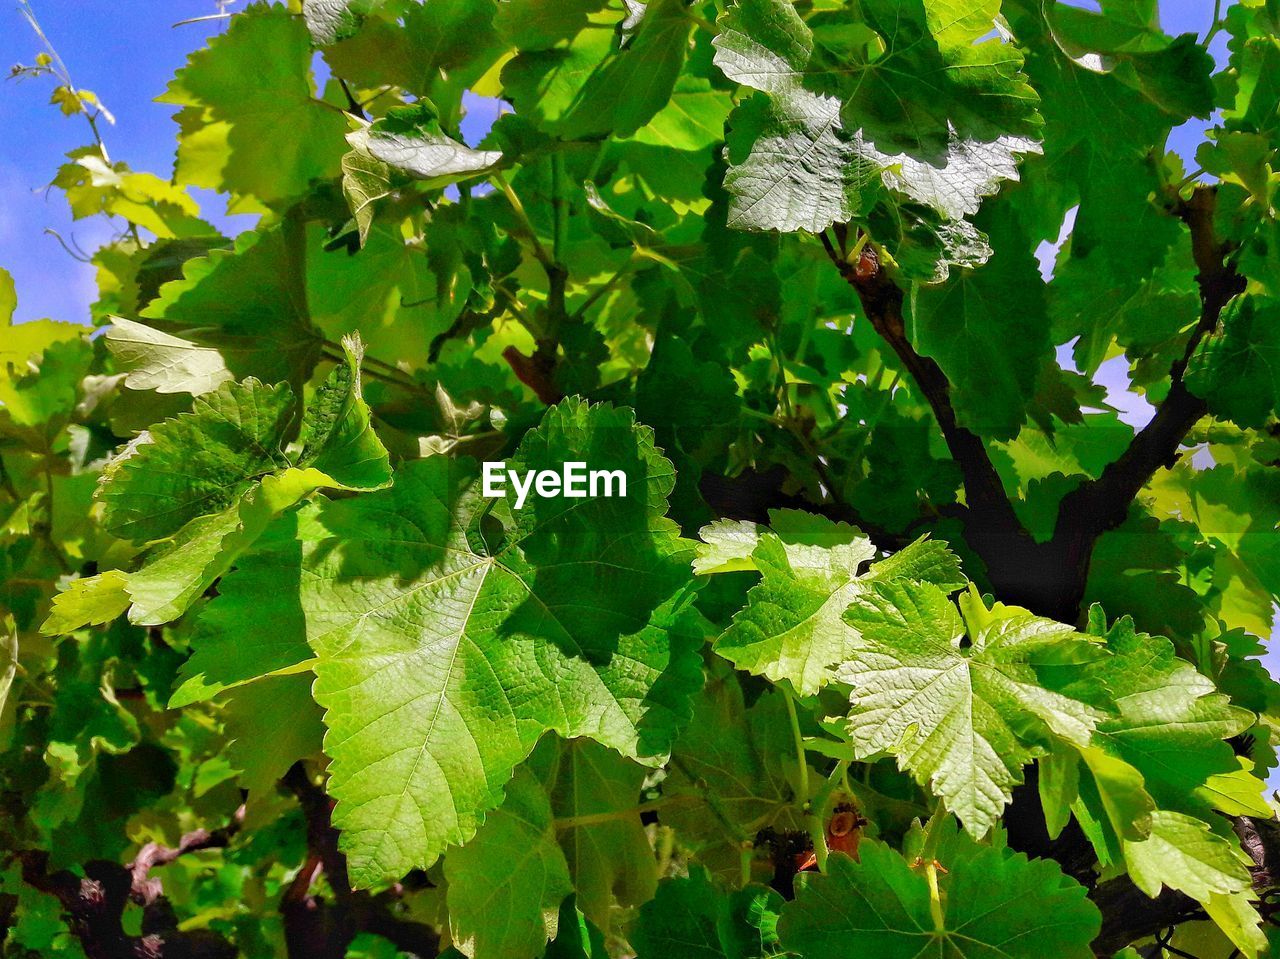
left=41, top=571, right=131, bottom=636
left=104, top=318, right=235, bottom=396
left=97, top=378, right=293, bottom=544
left=711, top=516, right=962, bottom=696
left=342, top=104, right=503, bottom=242
left=778, top=832, right=1100, bottom=958
left=840, top=581, right=1107, bottom=837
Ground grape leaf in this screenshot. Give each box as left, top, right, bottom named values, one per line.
left=502, top=0, right=691, bottom=140
left=342, top=104, right=504, bottom=243
left=40, top=571, right=131, bottom=636
left=1124, top=810, right=1253, bottom=902
left=297, top=336, right=392, bottom=492
left=113, top=227, right=325, bottom=394
left=840, top=581, right=1107, bottom=837
left=1065, top=610, right=1262, bottom=826
left=1186, top=295, right=1280, bottom=429
left=97, top=378, right=293, bottom=544
left=711, top=0, right=1040, bottom=235
left=174, top=400, right=699, bottom=885
left=709, top=518, right=963, bottom=695
left=663, top=667, right=804, bottom=879
left=778, top=830, right=1100, bottom=959
left=532, top=738, right=657, bottom=930
left=160, top=4, right=348, bottom=204
left=104, top=318, right=238, bottom=397
left=223, top=672, right=325, bottom=802
left=631, top=869, right=784, bottom=959
left=909, top=207, right=1053, bottom=440
left=445, top=766, right=574, bottom=959
left=835, top=0, right=1043, bottom=159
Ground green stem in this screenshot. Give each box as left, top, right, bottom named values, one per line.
left=551, top=152, right=568, bottom=267
left=571, top=253, right=639, bottom=320
left=554, top=794, right=693, bottom=831
left=783, top=690, right=810, bottom=803
left=320, top=341, right=429, bottom=396
left=918, top=801, right=948, bottom=933
left=785, top=690, right=830, bottom=871
left=1205, top=0, right=1224, bottom=43
left=492, top=172, right=555, bottom=271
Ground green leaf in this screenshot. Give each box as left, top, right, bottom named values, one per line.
left=445, top=766, right=573, bottom=959
left=123, top=467, right=329, bottom=626
left=118, top=227, right=324, bottom=394
left=836, top=0, right=1043, bottom=158
left=663, top=667, right=803, bottom=879
left=0, top=617, right=15, bottom=721
left=223, top=672, right=325, bottom=801
left=160, top=3, right=348, bottom=203
left=97, top=378, right=293, bottom=544
left=40, top=571, right=131, bottom=636
left=840, top=582, right=1106, bottom=836
left=1186, top=295, right=1280, bottom=428
left=177, top=400, right=699, bottom=885
left=503, top=0, right=691, bottom=139
left=908, top=208, right=1053, bottom=439
left=532, top=738, right=657, bottom=930
left=710, top=0, right=1040, bottom=235
left=1044, top=0, right=1215, bottom=120
left=778, top=831, right=1100, bottom=959
left=631, top=868, right=721, bottom=959
left=302, top=0, right=391, bottom=45
left=495, top=0, right=606, bottom=51
left=692, top=518, right=762, bottom=575
left=710, top=518, right=963, bottom=695
left=1067, top=611, right=1261, bottom=825
left=342, top=104, right=504, bottom=243
left=298, top=336, right=392, bottom=491
left=1124, top=810, right=1253, bottom=902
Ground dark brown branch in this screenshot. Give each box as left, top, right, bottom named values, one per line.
left=820, top=233, right=1052, bottom=607
left=1044, top=185, right=1244, bottom=617
left=17, top=841, right=240, bottom=959
left=129, top=807, right=244, bottom=908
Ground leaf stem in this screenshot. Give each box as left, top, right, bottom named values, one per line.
left=785, top=690, right=831, bottom=870
left=553, top=794, right=694, bottom=830
left=783, top=690, right=810, bottom=803
left=492, top=172, right=554, bottom=271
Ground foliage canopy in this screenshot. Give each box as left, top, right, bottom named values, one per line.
left=3, top=1, right=1280, bottom=958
